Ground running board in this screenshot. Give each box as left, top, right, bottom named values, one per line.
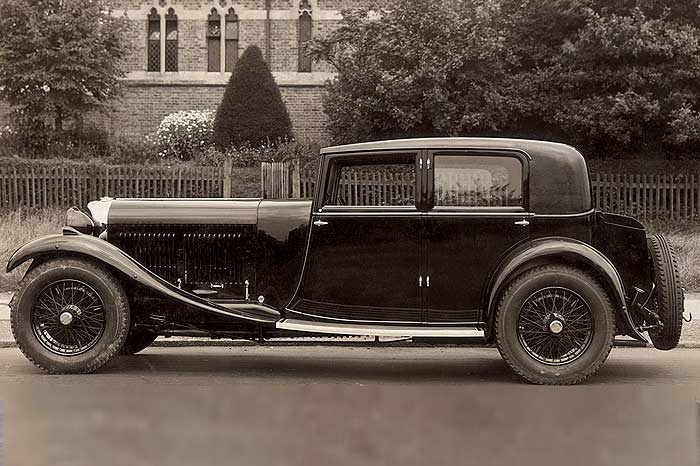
left=276, top=319, right=485, bottom=338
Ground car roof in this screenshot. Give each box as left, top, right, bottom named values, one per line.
left=320, top=137, right=592, bottom=215
left=320, top=137, right=578, bottom=158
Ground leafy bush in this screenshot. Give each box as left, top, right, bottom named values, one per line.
left=155, top=110, right=215, bottom=161
left=213, top=46, right=292, bottom=149
left=107, top=136, right=160, bottom=164
left=308, top=2, right=510, bottom=144
left=0, top=125, right=19, bottom=157
left=310, top=0, right=700, bottom=158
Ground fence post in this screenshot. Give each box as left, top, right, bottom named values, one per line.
left=222, top=158, right=233, bottom=198
left=292, top=160, right=301, bottom=198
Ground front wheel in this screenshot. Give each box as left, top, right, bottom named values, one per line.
left=495, top=264, right=615, bottom=385
left=10, top=258, right=130, bottom=374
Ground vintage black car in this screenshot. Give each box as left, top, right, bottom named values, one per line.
left=7, top=138, right=686, bottom=384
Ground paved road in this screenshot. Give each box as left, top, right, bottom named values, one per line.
left=0, top=346, right=698, bottom=466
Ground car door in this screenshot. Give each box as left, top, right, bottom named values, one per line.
left=424, top=151, right=530, bottom=323
left=287, top=151, right=424, bottom=323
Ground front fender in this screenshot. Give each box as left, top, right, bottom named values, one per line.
left=7, top=230, right=280, bottom=324
left=485, top=237, right=647, bottom=342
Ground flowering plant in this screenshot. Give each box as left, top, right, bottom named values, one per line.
left=155, top=110, right=214, bottom=160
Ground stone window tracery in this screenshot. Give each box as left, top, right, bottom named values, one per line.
left=298, top=1, right=312, bottom=72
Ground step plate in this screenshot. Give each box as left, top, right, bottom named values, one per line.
left=276, top=319, right=485, bottom=338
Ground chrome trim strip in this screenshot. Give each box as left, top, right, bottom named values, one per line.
left=276, top=319, right=485, bottom=337
left=314, top=211, right=423, bottom=217
left=425, top=211, right=533, bottom=217
left=533, top=208, right=596, bottom=218
left=313, top=211, right=535, bottom=218
left=284, top=307, right=481, bottom=326
left=313, top=209, right=595, bottom=218
left=320, top=205, right=418, bottom=213
left=285, top=307, right=422, bottom=324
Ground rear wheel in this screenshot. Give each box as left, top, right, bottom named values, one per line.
left=120, top=327, right=158, bottom=355
left=10, top=258, right=130, bottom=373
left=496, top=264, right=615, bottom=385
left=647, top=234, right=683, bottom=350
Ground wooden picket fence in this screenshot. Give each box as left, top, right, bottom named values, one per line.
left=0, top=161, right=235, bottom=209
left=591, top=173, right=700, bottom=221
left=2, top=159, right=699, bottom=221
left=261, top=161, right=700, bottom=221
left=261, top=161, right=316, bottom=199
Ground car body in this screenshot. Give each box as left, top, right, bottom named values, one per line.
left=7, top=138, right=685, bottom=384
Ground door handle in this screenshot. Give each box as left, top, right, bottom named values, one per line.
left=514, top=219, right=530, bottom=227
left=313, top=219, right=328, bottom=227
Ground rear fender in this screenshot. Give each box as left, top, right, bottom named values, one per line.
left=7, top=229, right=280, bottom=324
left=484, top=237, right=647, bottom=342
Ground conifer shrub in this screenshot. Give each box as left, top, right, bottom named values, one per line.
left=213, top=45, right=293, bottom=149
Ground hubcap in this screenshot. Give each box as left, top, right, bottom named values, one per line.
left=549, top=320, right=564, bottom=334
left=31, top=280, right=106, bottom=356
left=59, top=311, right=74, bottom=326
left=517, top=287, right=594, bottom=365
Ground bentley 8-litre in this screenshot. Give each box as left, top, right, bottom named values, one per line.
left=7, top=138, right=685, bottom=384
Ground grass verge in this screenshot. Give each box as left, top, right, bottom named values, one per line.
left=0, top=208, right=65, bottom=292
left=646, top=221, right=700, bottom=292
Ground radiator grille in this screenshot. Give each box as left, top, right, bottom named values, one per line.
left=110, top=224, right=256, bottom=288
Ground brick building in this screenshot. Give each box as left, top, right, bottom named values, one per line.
left=1, top=0, right=388, bottom=141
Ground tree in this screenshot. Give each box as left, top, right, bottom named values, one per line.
left=0, top=0, right=129, bottom=141
left=308, top=0, right=512, bottom=144
left=501, top=2, right=700, bottom=156
left=213, top=45, right=292, bottom=149
left=311, top=0, right=700, bottom=157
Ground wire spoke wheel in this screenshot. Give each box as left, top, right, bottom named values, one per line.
left=31, top=279, right=106, bottom=356
left=517, top=287, right=594, bottom=366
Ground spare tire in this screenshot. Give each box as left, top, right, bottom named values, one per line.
left=647, top=234, right=684, bottom=350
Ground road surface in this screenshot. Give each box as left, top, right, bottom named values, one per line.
left=0, top=345, right=697, bottom=466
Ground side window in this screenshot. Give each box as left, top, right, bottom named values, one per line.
left=325, top=155, right=416, bottom=207
left=433, top=155, right=523, bottom=207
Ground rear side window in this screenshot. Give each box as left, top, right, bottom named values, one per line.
left=433, top=155, right=522, bottom=207
left=324, top=154, right=416, bottom=207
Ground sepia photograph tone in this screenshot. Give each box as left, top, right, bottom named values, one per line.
left=0, top=0, right=698, bottom=465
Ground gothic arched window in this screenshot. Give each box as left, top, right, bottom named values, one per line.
left=298, top=1, right=312, bottom=72
left=147, top=8, right=160, bottom=72
left=165, top=8, right=178, bottom=72
left=207, top=9, right=221, bottom=72
left=225, top=8, right=239, bottom=72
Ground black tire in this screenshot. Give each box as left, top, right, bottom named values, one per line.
left=495, top=264, right=615, bottom=385
left=119, top=327, right=158, bottom=355
left=647, top=234, right=683, bottom=350
left=10, top=258, right=130, bottom=374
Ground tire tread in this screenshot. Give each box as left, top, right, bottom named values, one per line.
left=10, top=258, right=130, bottom=374
left=495, top=264, right=615, bottom=385
left=647, top=234, right=683, bottom=350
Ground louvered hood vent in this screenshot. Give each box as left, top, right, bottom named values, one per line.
left=110, top=224, right=256, bottom=299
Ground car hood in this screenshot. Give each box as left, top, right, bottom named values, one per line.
left=89, top=198, right=262, bottom=225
